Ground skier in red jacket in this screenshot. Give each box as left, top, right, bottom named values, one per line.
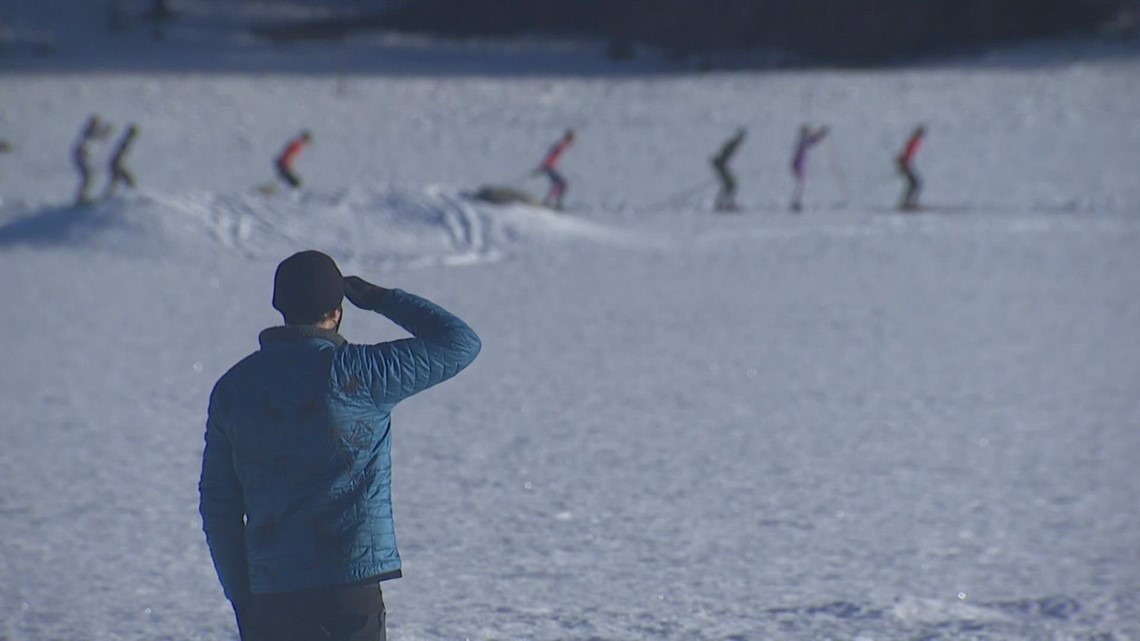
left=896, top=125, right=925, bottom=211
left=533, top=129, right=575, bottom=210
left=275, top=131, right=312, bottom=189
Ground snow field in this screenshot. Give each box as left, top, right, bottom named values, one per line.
left=2, top=48, right=1140, bottom=640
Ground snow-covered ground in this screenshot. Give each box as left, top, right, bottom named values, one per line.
left=2, top=16, right=1140, bottom=641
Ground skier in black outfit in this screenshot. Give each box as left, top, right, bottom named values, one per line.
left=711, top=128, right=746, bottom=211
left=103, top=124, right=139, bottom=199
left=72, top=115, right=113, bottom=205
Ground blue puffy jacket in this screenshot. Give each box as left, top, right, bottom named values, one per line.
left=199, top=289, right=481, bottom=606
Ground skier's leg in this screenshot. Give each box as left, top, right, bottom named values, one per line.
left=544, top=169, right=565, bottom=207
left=542, top=169, right=554, bottom=206
left=553, top=172, right=567, bottom=209
left=103, top=166, right=130, bottom=199
left=899, top=165, right=916, bottom=210
left=75, top=162, right=93, bottom=205
left=713, top=161, right=730, bottom=209
left=276, top=162, right=301, bottom=189
left=904, top=168, right=919, bottom=209
left=724, top=169, right=737, bottom=209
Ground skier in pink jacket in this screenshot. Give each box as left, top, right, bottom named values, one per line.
left=533, top=129, right=575, bottom=210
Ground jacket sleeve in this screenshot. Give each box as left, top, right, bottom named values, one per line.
left=198, top=388, right=250, bottom=608
left=363, top=289, right=482, bottom=409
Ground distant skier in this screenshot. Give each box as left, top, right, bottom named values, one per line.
left=275, top=130, right=312, bottom=189
left=533, top=129, right=575, bottom=210
left=103, top=124, right=139, bottom=199
left=896, top=125, right=926, bottom=211
left=72, top=115, right=113, bottom=205
left=711, top=128, right=746, bottom=211
left=790, top=124, right=829, bottom=212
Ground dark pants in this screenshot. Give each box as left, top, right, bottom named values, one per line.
left=791, top=166, right=806, bottom=211
left=241, top=583, right=386, bottom=641
left=899, top=162, right=921, bottom=210
left=276, top=161, right=302, bottom=189
left=543, top=168, right=566, bottom=208
left=712, top=159, right=736, bottom=210
left=74, top=156, right=93, bottom=205
left=104, top=164, right=136, bottom=198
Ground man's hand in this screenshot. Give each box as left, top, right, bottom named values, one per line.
left=343, top=276, right=391, bottom=310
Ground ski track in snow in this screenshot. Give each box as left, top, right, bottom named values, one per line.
left=2, top=186, right=1136, bottom=274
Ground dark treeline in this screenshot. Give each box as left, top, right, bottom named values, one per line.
left=372, top=0, right=1134, bottom=64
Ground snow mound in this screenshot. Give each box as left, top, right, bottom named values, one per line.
left=0, top=185, right=643, bottom=269
left=887, top=596, right=1015, bottom=626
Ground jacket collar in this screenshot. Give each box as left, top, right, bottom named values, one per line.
left=258, top=325, right=348, bottom=348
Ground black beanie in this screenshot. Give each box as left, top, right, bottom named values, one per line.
left=272, top=250, right=344, bottom=323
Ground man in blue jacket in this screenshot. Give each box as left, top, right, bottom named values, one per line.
left=199, top=250, right=481, bottom=641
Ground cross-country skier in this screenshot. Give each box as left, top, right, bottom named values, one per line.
left=103, top=124, right=139, bottom=199
left=896, top=125, right=926, bottom=211
left=72, top=115, right=113, bottom=205
left=275, top=130, right=312, bottom=189
left=790, top=124, right=829, bottom=212
left=533, top=129, right=575, bottom=210
left=711, top=128, right=746, bottom=211
left=200, top=250, right=481, bottom=641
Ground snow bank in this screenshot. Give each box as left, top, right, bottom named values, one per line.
left=0, top=184, right=648, bottom=269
